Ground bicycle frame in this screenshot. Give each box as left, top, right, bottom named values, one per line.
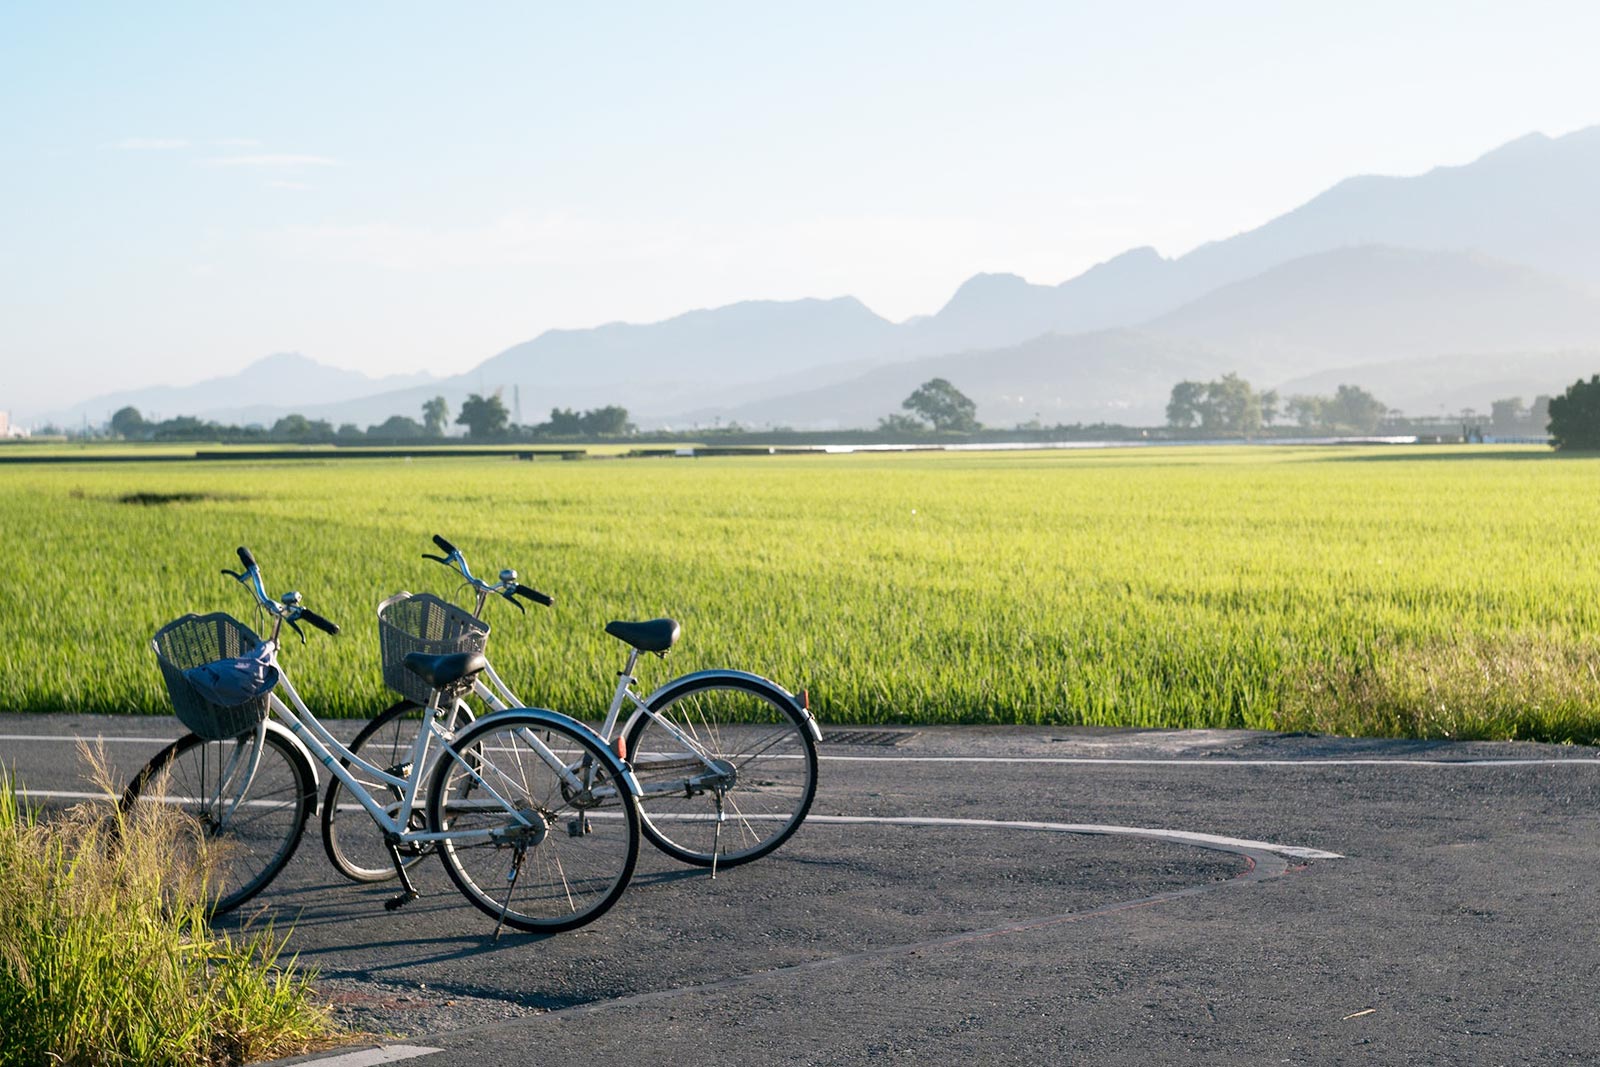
left=255, top=638, right=618, bottom=846
left=463, top=647, right=771, bottom=800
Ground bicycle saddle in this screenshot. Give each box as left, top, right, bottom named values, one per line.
left=402, top=651, right=488, bottom=691
left=604, top=618, right=681, bottom=653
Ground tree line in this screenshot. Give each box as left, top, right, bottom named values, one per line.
left=102, top=393, right=636, bottom=443
left=1165, top=374, right=1389, bottom=434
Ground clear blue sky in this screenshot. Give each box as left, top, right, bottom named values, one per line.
left=4, top=1, right=1599, bottom=418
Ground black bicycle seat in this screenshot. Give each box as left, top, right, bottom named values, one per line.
left=402, top=651, right=488, bottom=691
left=604, top=618, right=681, bottom=653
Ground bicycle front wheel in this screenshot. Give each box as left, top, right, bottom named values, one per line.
left=322, top=699, right=474, bottom=883
left=428, top=711, right=639, bottom=933
left=120, top=729, right=315, bottom=915
left=624, top=675, right=818, bottom=868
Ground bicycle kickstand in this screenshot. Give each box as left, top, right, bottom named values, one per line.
left=384, top=842, right=421, bottom=912
left=493, top=846, right=526, bottom=941
left=711, top=791, right=726, bottom=880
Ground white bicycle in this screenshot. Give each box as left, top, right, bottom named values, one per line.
left=123, top=547, right=642, bottom=934
left=322, top=535, right=821, bottom=885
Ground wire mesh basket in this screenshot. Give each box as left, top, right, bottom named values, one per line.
left=151, top=613, right=272, bottom=740
left=378, top=591, right=490, bottom=704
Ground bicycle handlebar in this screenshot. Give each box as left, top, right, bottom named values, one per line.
left=513, top=583, right=554, bottom=607
left=424, top=535, right=554, bottom=613
left=223, top=546, right=340, bottom=640
left=297, top=608, right=341, bottom=636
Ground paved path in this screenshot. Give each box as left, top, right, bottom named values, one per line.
left=5, top=714, right=1599, bottom=1065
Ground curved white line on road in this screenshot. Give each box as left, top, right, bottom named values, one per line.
left=15, top=789, right=1343, bottom=860
left=805, top=814, right=1344, bottom=860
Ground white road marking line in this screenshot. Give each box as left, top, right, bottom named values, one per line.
left=805, top=814, right=1345, bottom=860
left=281, top=1044, right=442, bottom=1067
left=818, top=755, right=1600, bottom=767
left=0, top=734, right=178, bottom=744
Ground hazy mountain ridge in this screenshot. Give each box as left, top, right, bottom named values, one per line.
left=1146, top=245, right=1600, bottom=369
left=48, top=352, right=435, bottom=426
left=45, top=124, right=1600, bottom=430
left=702, top=244, right=1600, bottom=428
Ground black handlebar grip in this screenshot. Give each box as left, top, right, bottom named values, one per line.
left=432, top=534, right=458, bottom=555
left=237, top=546, right=257, bottom=571
left=515, top=583, right=554, bottom=607
left=298, top=608, right=341, bottom=636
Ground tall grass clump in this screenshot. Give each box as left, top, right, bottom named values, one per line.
left=0, top=750, right=337, bottom=1067
left=1280, top=632, right=1600, bottom=743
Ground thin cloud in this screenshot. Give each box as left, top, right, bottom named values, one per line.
left=205, top=154, right=340, bottom=168
left=266, top=180, right=311, bottom=191
left=212, top=138, right=262, bottom=147
left=111, top=138, right=189, bottom=150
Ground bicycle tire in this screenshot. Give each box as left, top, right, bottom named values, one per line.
left=624, top=674, right=818, bottom=868
left=322, top=698, right=475, bottom=883
left=120, top=728, right=314, bottom=915
left=428, top=711, right=640, bottom=933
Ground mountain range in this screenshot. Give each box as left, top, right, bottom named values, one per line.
left=43, top=125, right=1600, bottom=431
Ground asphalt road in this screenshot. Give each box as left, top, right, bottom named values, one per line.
left=6, top=713, right=1600, bottom=1066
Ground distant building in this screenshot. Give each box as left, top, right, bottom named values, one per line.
left=0, top=411, right=29, bottom=438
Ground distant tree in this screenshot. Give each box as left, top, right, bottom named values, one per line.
left=541, top=407, right=583, bottom=436
left=1322, top=384, right=1386, bottom=433
left=579, top=405, right=633, bottom=436
left=903, top=378, right=979, bottom=432
left=368, top=415, right=426, bottom=439
left=151, top=416, right=214, bottom=440
left=1490, top=397, right=1528, bottom=433
left=456, top=392, right=510, bottom=440
left=1166, top=380, right=1204, bottom=428
left=1259, top=390, right=1280, bottom=427
left=877, top=412, right=925, bottom=434
left=1199, top=373, right=1261, bottom=433
left=1167, top=374, right=1262, bottom=432
left=1286, top=395, right=1324, bottom=428
left=1548, top=375, right=1600, bottom=450
left=1531, top=395, right=1552, bottom=427
left=270, top=414, right=334, bottom=442
left=421, top=396, right=450, bottom=436
left=335, top=422, right=365, bottom=443
left=110, top=406, right=147, bottom=440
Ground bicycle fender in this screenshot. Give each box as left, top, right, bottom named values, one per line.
left=502, top=707, right=643, bottom=798
left=632, top=669, right=822, bottom=743
left=264, top=719, right=321, bottom=795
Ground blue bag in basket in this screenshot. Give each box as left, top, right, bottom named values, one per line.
left=184, top=646, right=280, bottom=708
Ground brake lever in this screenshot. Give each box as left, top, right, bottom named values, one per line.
left=221, top=568, right=245, bottom=581
left=498, top=589, right=527, bottom=615
left=286, top=616, right=308, bottom=645
left=422, top=553, right=450, bottom=564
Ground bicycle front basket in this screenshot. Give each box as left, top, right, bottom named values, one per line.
left=377, top=591, right=490, bottom=704
left=151, top=612, right=273, bottom=740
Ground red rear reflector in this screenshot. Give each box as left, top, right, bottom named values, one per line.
left=800, top=688, right=810, bottom=710
left=614, top=736, right=628, bottom=761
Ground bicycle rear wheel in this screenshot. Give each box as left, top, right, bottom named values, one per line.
left=625, top=675, right=818, bottom=868
left=428, top=711, right=639, bottom=933
left=322, top=698, right=474, bottom=882
left=120, top=728, right=315, bottom=915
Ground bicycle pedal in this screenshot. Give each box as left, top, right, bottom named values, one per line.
left=567, top=816, right=591, bottom=837
left=384, top=889, right=420, bottom=912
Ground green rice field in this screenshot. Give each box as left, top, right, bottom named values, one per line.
left=3, top=444, right=1599, bottom=742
